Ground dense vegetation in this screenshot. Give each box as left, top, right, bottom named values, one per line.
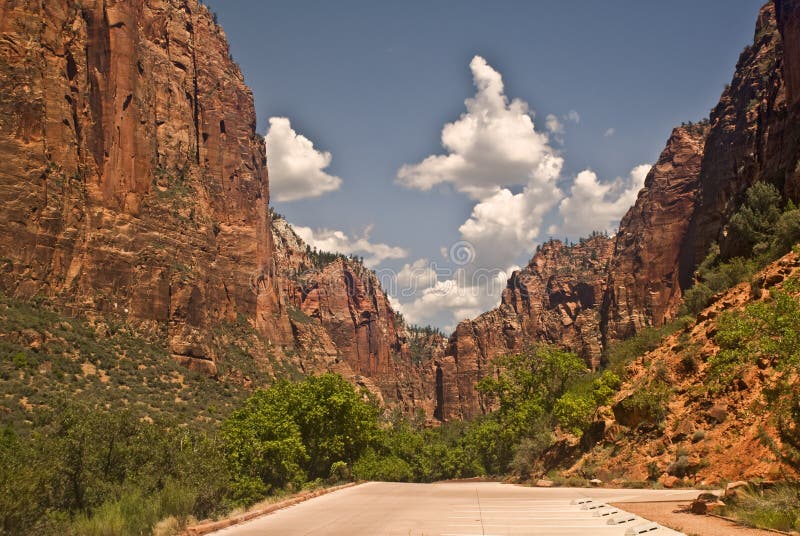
left=681, top=182, right=800, bottom=316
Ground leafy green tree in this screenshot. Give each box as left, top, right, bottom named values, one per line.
left=221, top=389, right=307, bottom=502
left=477, top=345, right=587, bottom=417
left=221, top=373, right=381, bottom=501
left=729, top=181, right=782, bottom=256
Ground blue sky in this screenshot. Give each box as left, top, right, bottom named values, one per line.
left=205, top=0, right=765, bottom=330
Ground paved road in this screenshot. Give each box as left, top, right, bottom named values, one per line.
left=212, top=482, right=698, bottom=536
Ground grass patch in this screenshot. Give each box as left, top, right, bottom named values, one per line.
left=722, top=484, right=800, bottom=532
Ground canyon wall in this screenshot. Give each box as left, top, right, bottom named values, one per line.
left=0, top=0, right=436, bottom=414
left=4, top=0, right=800, bottom=425
left=440, top=236, right=614, bottom=420
left=0, top=0, right=293, bottom=374
left=440, top=1, right=800, bottom=421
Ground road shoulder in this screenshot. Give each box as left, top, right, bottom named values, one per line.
left=611, top=501, right=779, bottom=536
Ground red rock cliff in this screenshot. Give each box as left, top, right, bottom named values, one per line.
left=0, top=0, right=435, bottom=411
left=0, top=0, right=294, bottom=374
left=439, top=1, right=800, bottom=422
left=601, top=124, right=709, bottom=342
left=680, top=2, right=797, bottom=267
left=441, top=236, right=614, bottom=420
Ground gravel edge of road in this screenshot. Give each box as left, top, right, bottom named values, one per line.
left=182, top=482, right=362, bottom=535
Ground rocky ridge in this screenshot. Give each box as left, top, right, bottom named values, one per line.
left=440, top=235, right=614, bottom=420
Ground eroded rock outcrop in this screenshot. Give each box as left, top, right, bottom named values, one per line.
left=570, top=250, right=800, bottom=484
left=441, top=236, right=614, bottom=420
left=0, top=0, right=294, bottom=374
left=601, top=124, right=709, bottom=342
left=270, top=216, right=440, bottom=416
left=681, top=1, right=798, bottom=267
left=440, top=1, right=800, bottom=422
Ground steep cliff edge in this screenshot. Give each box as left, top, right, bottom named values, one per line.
left=601, top=123, right=709, bottom=343
left=0, top=0, right=437, bottom=414
left=270, top=216, right=439, bottom=416
left=0, top=0, right=290, bottom=374
left=681, top=1, right=797, bottom=267
left=440, top=1, right=800, bottom=422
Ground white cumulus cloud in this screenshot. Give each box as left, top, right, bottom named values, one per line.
left=264, top=117, right=342, bottom=202
left=604, top=127, right=616, bottom=137
left=392, top=258, right=439, bottom=296
left=557, top=163, right=651, bottom=237
left=458, top=183, right=560, bottom=271
left=292, top=225, right=408, bottom=268
left=394, top=273, right=508, bottom=331
left=396, top=55, right=563, bottom=200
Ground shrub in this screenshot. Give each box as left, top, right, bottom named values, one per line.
left=553, top=392, right=596, bottom=437
left=614, top=381, right=671, bottom=428
left=352, top=450, right=413, bottom=482
left=728, top=182, right=782, bottom=256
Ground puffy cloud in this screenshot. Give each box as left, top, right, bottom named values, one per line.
left=392, top=258, right=439, bottom=296
left=292, top=225, right=408, bottom=268
left=604, top=127, right=616, bottom=137
left=565, top=110, right=580, bottom=123
left=393, top=270, right=511, bottom=331
left=557, top=163, right=651, bottom=237
left=458, top=182, right=561, bottom=271
left=396, top=55, right=563, bottom=200
left=264, top=117, right=342, bottom=202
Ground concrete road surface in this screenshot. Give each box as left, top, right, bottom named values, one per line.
left=212, top=481, right=698, bottom=535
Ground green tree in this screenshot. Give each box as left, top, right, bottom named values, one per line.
left=221, top=388, right=307, bottom=502
left=221, top=373, right=381, bottom=502
left=729, top=181, right=782, bottom=256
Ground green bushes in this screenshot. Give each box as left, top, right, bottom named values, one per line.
left=0, top=406, right=228, bottom=536
left=613, top=381, right=671, bottom=428
left=221, top=374, right=381, bottom=501
left=682, top=182, right=800, bottom=316
left=681, top=244, right=757, bottom=316
left=709, top=286, right=800, bottom=390
left=722, top=484, right=800, bottom=532
left=603, top=318, right=690, bottom=376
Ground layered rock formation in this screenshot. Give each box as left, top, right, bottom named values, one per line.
left=441, top=236, right=614, bottom=420
left=440, top=0, right=800, bottom=421
left=0, top=0, right=292, bottom=376
left=681, top=1, right=798, bottom=266
left=270, top=217, right=439, bottom=415
left=5, top=0, right=800, bottom=429
left=0, top=0, right=438, bottom=414
left=601, top=123, right=709, bottom=342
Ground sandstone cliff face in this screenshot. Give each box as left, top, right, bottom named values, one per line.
left=601, top=124, right=709, bottom=342
left=270, top=216, right=439, bottom=417
left=0, top=0, right=292, bottom=375
left=0, top=0, right=438, bottom=412
left=441, top=236, right=614, bottom=420
left=439, top=1, right=800, bottom=422
left=681, top=2, right=798, bottom=267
